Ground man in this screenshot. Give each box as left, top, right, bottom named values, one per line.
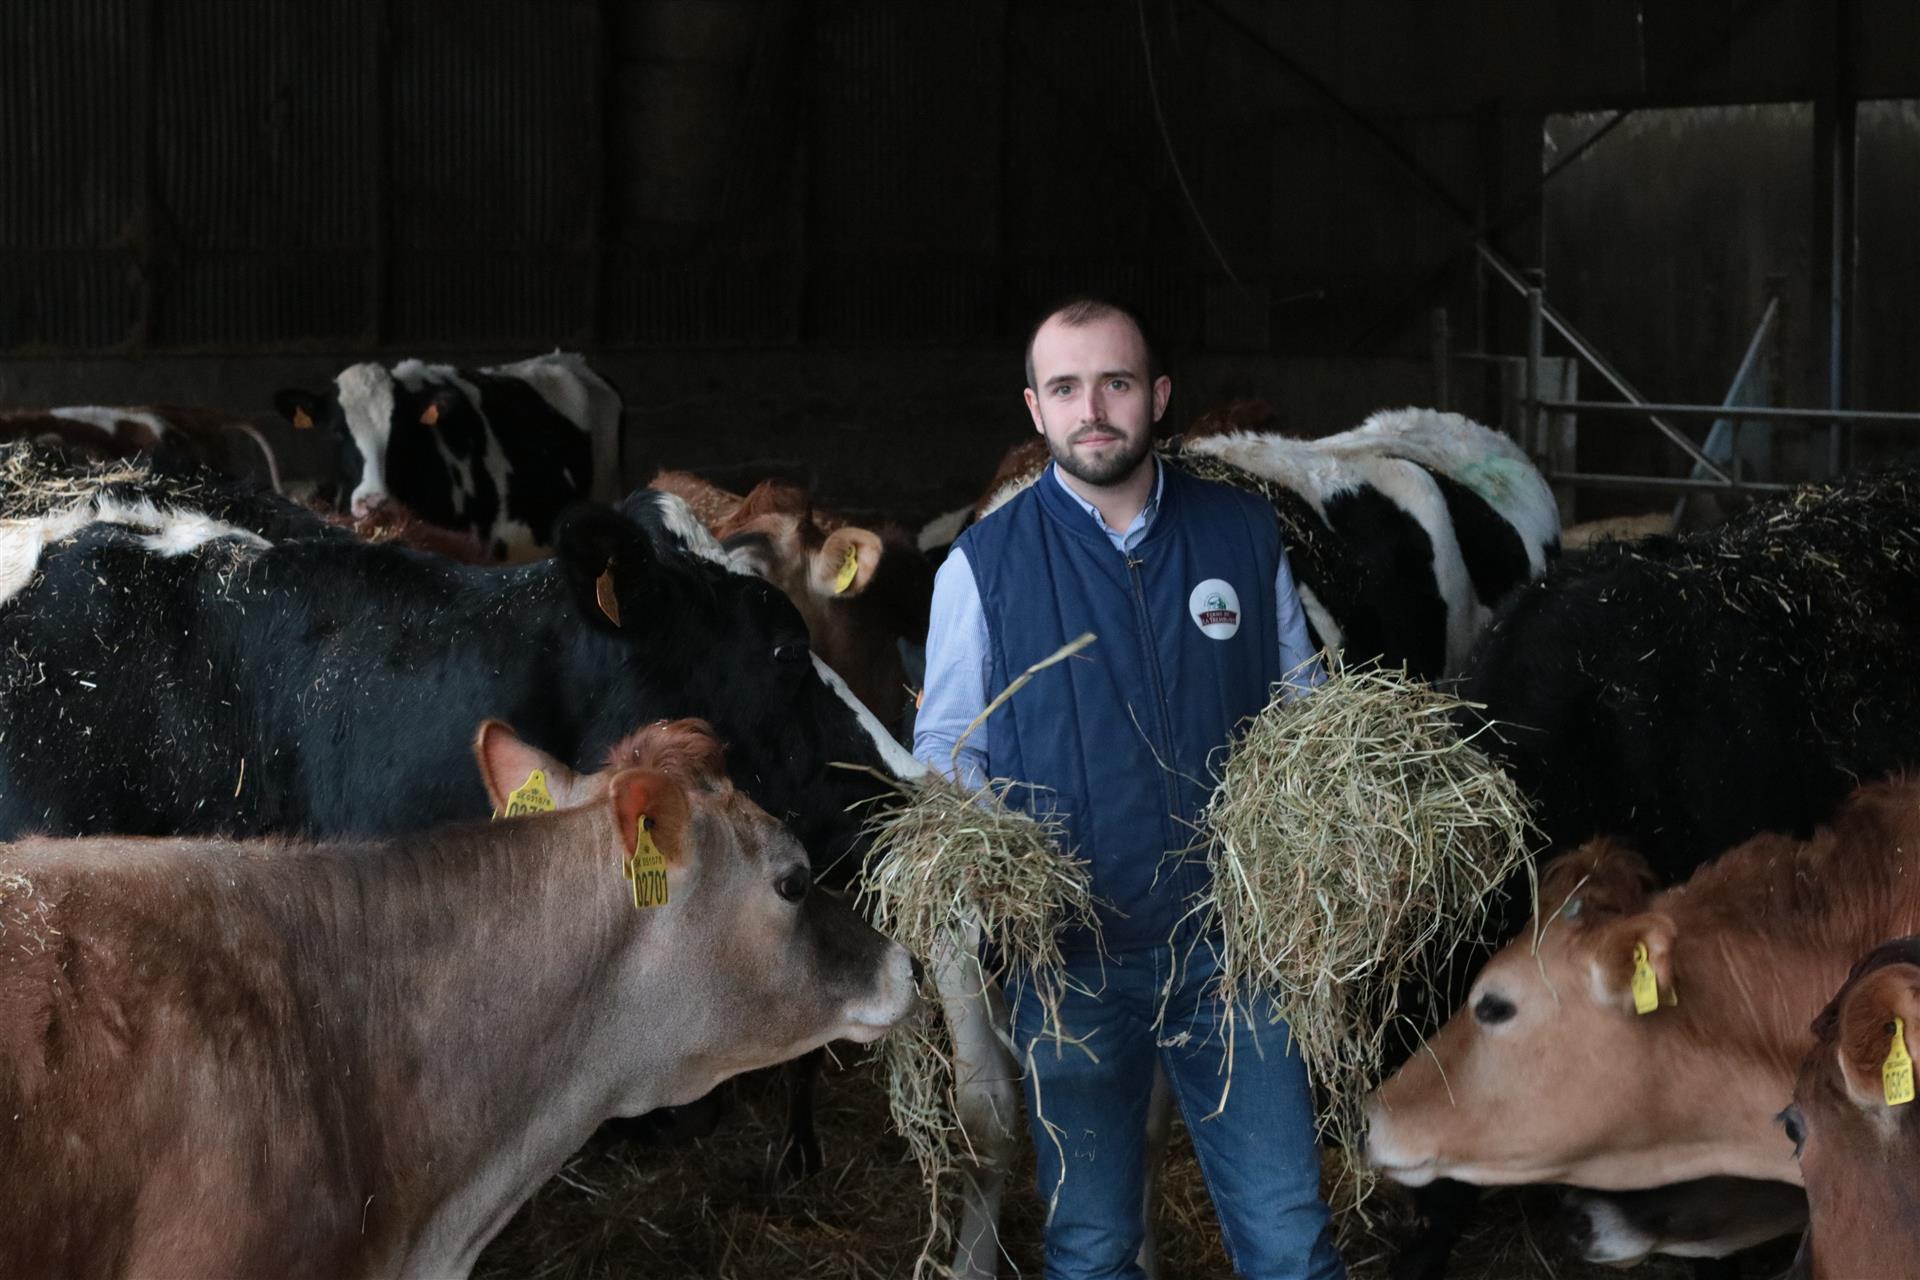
left=915, top=298, right=1343, bottom=1279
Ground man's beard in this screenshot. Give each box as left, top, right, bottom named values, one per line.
left=1048, top=425, right=1153, bottom=487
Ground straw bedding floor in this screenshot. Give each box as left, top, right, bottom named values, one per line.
left=475, top=1058, right=1771, bottom=1279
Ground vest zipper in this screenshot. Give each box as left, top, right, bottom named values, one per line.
left=1124, top=553, right=1184, bottom=854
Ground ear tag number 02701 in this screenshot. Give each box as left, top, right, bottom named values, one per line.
left=1885, top=1016, right=1915, bottom=1106
left=1631, top=942, right=1660, bottom=1016
left=833, top=545, right=859, bottom=594
left=623, top=815, right=669, bottom=909
left=497, top=769, right=556, bottom=819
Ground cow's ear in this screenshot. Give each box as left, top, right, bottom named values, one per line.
left=812, top=526, right=883, bottom=598
left=553, top=505, right=663, bottom=633
left=1587, top=913, right=1678, bottom=1014
left=1541, top=839, right=1656, bottom=924
left=417, top=386, right=463, bottom=428
left=1834, top=963, right=1920, bottom=1108
left=610, top=767, right=692, bottom=871
left=274, top=388, right=329, bottom=431
left=473, top=720, right=583, bottom=813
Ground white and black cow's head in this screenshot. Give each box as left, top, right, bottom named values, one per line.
left=558, top=490, right=924, bottom=877
left=277, top=360, right=563, bottom=558
left=280, top=362, right=423, bottom=517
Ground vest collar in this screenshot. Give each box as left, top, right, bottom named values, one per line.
left=1034, top=457, right=1175, bottom=550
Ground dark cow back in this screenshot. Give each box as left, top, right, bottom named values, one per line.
left=0, top=446, right=905, bottom=863
left=1463, top=467, right=1920, bottom=878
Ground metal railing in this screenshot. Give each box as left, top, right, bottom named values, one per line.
left=1484, top=241, right=1920, bottom=502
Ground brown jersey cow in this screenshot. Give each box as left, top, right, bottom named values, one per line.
left=1784, top=936, right=1920, bottom=1279
left=0, top=719, right=912, bottom=1279
left=1366, top=777, right=1920, bottom=1193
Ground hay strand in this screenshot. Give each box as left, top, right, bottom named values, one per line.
left=857, top=636, right=1105, bottom=1273
left=1198, top=658, right=1536, bottom=1208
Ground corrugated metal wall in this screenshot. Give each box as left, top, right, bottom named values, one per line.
left=5, top=0, right=1920, bottom=362
left=153, top=0, right=372, bottom=346
left=2, top=0, right=144, bottom=349
left=2, top=0, right=604, bottom=353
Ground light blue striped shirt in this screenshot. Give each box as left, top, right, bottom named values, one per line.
left=914, top=459, right=1323, bottom=788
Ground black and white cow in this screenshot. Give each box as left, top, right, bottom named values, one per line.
left=0, top=443, right=919, bottom=864
left=274, top=351, right=622, bottom=561
left=977, top=407, right=1561, bottom=681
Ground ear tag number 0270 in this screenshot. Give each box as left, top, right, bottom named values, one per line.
left=497, top=769, right=556, bottom=819
left=1631, top=942, right=1660, bottom=1015
left=1885, top=1016, right=1915, bottom=1106
left=623, top=815, right=669, bottom=909
left=833, top=545, right=859, bottom=594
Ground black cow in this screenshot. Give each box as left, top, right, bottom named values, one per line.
left=1462, top=466, right=1920, bottom=877
left=274, top=351, right=622, bottom=561
left=0, top=443, right=920, bottom=863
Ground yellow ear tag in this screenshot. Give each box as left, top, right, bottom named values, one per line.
left=1631, top=942, right=1660, bottom=1015
left=1884, top=1016, right=1915, bottom=1106
left=500, top=769, right=556, bottom=819
left=832, top=544, right=859, bottom=595
left=623, top=815, right=669, bottom=909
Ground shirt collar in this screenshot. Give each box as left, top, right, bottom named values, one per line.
left=1047, top=455, right=1163, bottom=535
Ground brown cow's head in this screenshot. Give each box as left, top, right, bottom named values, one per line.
left=1784, top=938, right=1920, bottom=1280
left=1364, top=840, right=1789, bottom=1190
left=473, top=719, right=914, bottom=1094
left=713, top=480, right=927, bottom=731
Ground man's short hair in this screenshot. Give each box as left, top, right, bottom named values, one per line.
left=1023, top=297, right=1161, bottom=390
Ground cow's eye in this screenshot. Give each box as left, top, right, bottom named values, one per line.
left=774, top=640, right=810, bottom=668
left=1473, top=993, right=1516, bottom=1026
left=1779, top=1104, right=1806, bottom=1158
left=775, top=866, right=810, bottom=903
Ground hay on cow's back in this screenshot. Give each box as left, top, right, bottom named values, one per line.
left=0, top=439, right=205, bottom=520
left=1199, top=658, right=1535, bottom=1209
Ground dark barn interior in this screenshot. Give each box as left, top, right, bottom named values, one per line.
left=7, top=0, right=1920, bottom=522
left=4, top=3, right=1919, bottom=1278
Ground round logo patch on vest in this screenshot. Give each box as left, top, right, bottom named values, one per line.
left=1188, top=578, right=1242, bottom=640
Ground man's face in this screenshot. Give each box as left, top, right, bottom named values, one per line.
left=1024, top=313, right=1171, bottom=488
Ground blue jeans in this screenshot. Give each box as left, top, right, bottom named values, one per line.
left=1007, top=932, right=1344, bottom=1280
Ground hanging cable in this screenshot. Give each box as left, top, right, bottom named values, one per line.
left=1138, top=0, right=1244, bottom=288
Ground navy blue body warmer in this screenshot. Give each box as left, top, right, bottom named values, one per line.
left=957, top=464, right=1284, bottom=953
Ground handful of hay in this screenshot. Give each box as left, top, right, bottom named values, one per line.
left=1199, top=659, right=1535, bottom=1202
left=856, top=637, right=1104, bottom=1270
left=857, top=772, right=1100, bottom=1269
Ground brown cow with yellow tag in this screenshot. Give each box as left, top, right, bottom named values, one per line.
left=1365, top=775, right=1920, bottom=1196
left=1781, top=935, right=1920, bottom=1279
left=650, top=471, right=934, bottom=731
left=0, top=718, right=911, bottom=1279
